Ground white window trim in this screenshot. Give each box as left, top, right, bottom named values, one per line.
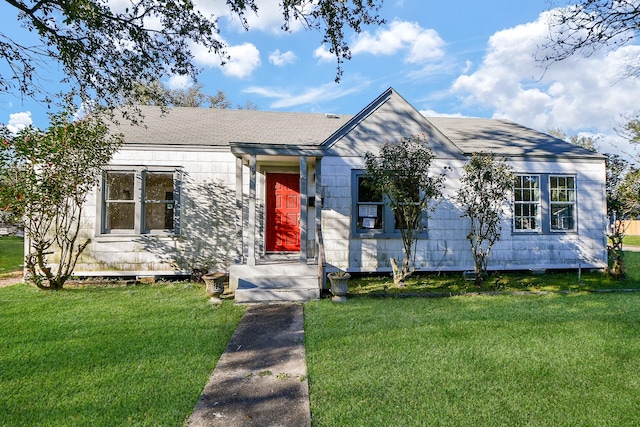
left=549, top=175, right=577, bottom=232
left=512, top=173, right=577, bottom=235
left=513, top=174, right=541, bottom=233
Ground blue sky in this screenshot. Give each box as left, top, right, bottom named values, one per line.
left=2, top=0, right=640, bottom=155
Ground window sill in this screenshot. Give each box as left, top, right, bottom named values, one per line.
left=353, top=231, right=428, bottom=239
left=513, top=230, right=577, bottom=235
left=95, top=233, right=178, bottom=242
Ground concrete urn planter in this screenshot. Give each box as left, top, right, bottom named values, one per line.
left=328, top=272, right=350, bottom=303
left=203, top=272, right=225, bottom=304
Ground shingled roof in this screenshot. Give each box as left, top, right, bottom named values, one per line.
left=112, top=100, right=603, bottom=161
left=428, top=117, right=603, bottom=158
left=113, top=105, right=353, bottom=147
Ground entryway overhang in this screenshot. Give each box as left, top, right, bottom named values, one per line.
left=230, top=142, right=325, bottom=161
left=229, top=142, right=326, bottom=268
left=228, top=141, right=327, bottom=302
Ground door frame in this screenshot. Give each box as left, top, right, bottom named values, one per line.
left=264, top=170, right=301, bottom=253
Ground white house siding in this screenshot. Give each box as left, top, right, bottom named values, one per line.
left=492, top=158, right=608, bottom=270
left=74, top=147, right=240, bottom=275
left=321, top=154, right=607, bottom=274
left=63, top=88, right=607, bottom=277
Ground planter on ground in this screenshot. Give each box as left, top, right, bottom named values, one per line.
left=327, top=272, right=350, bottom=303
left=203, top=272, right=226, bottom=304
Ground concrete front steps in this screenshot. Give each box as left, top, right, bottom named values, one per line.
left=229, top=263, right=321, bottom=303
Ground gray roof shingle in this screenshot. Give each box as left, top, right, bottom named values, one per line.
left=113, top=105, right=353, bottom=146
left=428, top=117, right=602, bottom=158
left=112, top=104, right=604, bottom=160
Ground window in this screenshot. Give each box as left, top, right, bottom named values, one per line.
left=104, top=172, right=135, bottom=231
left=512, top=173, right=577, bottom=234
left=513, top=175, right=540, bottom=231
left=550, top=176, right=575, bottom=231
left=356, top=176, right=383, bottom=231
left=144, top=172, right=175, bottom=231
left=101, top=168, right=179, bottom=235
left=353, top=171, right=427, bottom=237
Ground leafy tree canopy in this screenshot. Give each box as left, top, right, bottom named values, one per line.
left=455, top=153, right=513, bottom=285
left=619, top=115, right=640, bottom=146
left=1, top=0, right=384, bottom=108
left=547, top=128, right=601, bottom=153
left=132, top=80, right=258, bottom=109
left=364, top=135, right=447, bottom=285
left=0, top=99, right=123, bottom=289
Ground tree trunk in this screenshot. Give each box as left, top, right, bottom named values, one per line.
left=608, top=246, right=625, bottom=279
left=390, top=257, right=407, bottom=287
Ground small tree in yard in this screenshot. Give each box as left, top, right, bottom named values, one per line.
left=605, top=154, right=630, bottom=278
left=0, top=106, right=123, bottom=290
left=608, top=164, right=640, bottom=278
left=455, top=153, right=514, bottom=286
left=364, top=135, right=447, bottom=286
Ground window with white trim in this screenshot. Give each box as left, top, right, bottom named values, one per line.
left=513, top=175, right=541, bottom=231
left=101, top=168, right=179, bottom=235
left=550, top=175, right=576, bottom=231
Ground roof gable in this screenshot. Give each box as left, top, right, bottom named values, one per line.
left=323, top=88, right=465, bottom=159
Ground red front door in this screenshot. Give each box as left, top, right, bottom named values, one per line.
left=266, top=173, right=300, bottom=252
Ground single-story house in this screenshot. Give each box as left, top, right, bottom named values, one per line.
left=70, top=88, right=607, bottom=301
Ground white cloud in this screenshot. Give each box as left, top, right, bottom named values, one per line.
left=269, top=49, right=297, bottom=67
left=420, top=110, right=468, bottom=118
left=223, top=43, right=261, bottom=78
left=313, top=20, right=445, bottom=66
left=314, top=45, right=334, bottom=63
left=192, top=42, right=261, bottom=79
left=244, top=81, right=367, bottom=109
left=166, top=74, right=193, bottom=90
left=352, top=20, right=445, bottom=63
left=450, top=10, right=640, bottom=155
left=7, top=111, right=32, bottom=134
left=215, top=0, right=305, bottom=34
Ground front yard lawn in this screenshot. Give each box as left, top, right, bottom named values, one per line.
left=624, top=235, right=640, bottom=246
left=305, top=292, right=640, bottom=426
left=0, top=236, right=23, bottom=275
left=0, top=283, right=245, bottom=427
left=347, top=252, right=640, bottom=295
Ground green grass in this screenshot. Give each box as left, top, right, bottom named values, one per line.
left=305, top=293, right=640, bottom=426
left=347, top=251, right=640, bottom=295
left=624, top=235, right=640, bottom=246
left=0, top=283, right=245, bottom=427
left=0, top=236, right=23, bottom=275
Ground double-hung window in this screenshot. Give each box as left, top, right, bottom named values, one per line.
left=353, top=171, right=427, bottom=236
left=144, top=172, right=176, bottom=232
left=513, top=175, right=541, bottom=231
left=513, top=173, right=577, bottom=233
left=101, top=168, right=179, bottom=235
left=356, top=175, right=384, bottom=232
left=104, top=172, right=136, bottom=231
left=550, top=176, right=576, bottom=231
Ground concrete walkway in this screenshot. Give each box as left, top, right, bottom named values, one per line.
left=187, top=304, right=311, bottom=427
